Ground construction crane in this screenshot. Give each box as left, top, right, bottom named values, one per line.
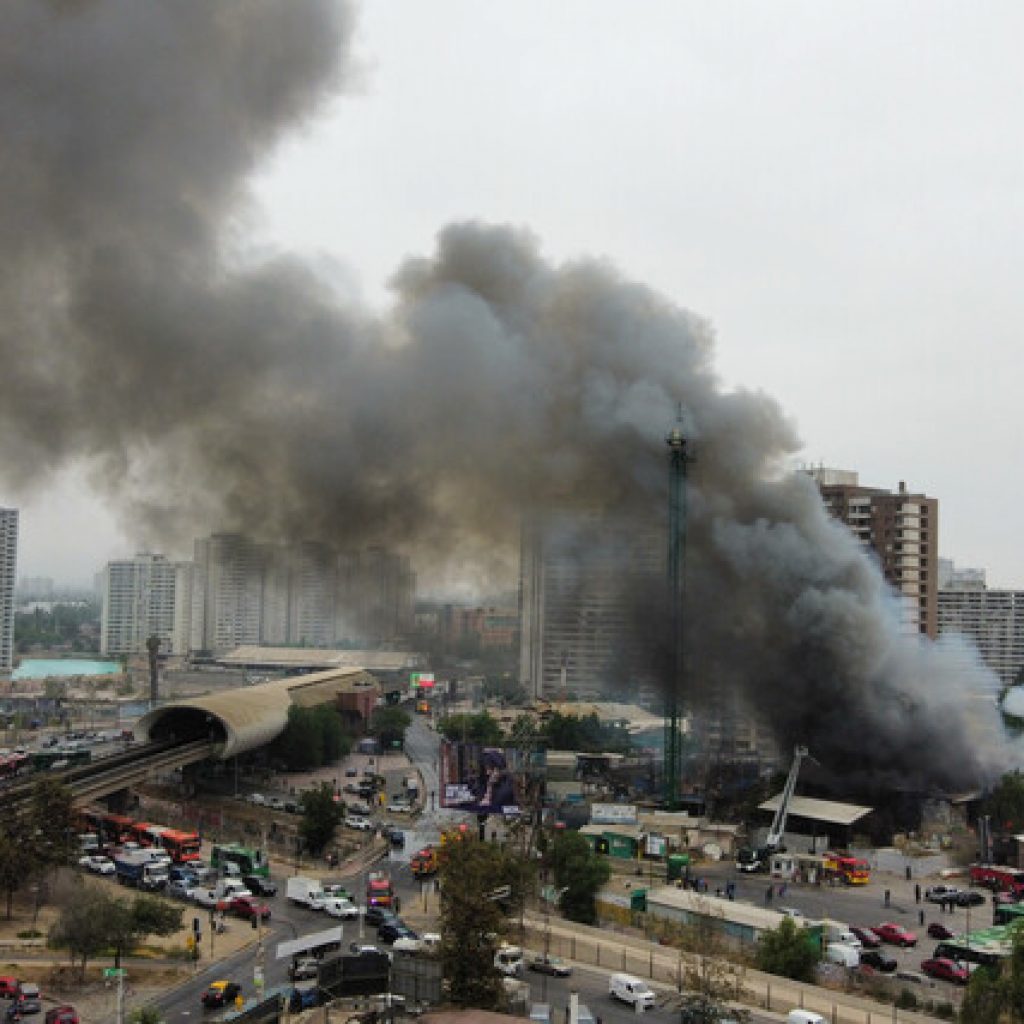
left=735, top=745, right=812, bottom=873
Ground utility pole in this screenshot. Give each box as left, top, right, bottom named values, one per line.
left=664, top=412, right=692, bottom=810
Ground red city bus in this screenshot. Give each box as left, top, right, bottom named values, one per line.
left=970, top=864, right=1024, bottom=896
left=158, top=829, right=202, bottom=863
left=130, top=822, right=165, bottom=847
left=100, top=813, right=135, bottom=846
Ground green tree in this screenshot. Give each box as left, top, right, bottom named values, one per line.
left=313, top=705, right=350, bottom=762
left=299, top=782, right=344, bottom=856
left=368, top=706, right=411, bottom=748
left=269, top=705, right=324, bottom=770
left=438, top=835, right=523, bottom=1008
left=983, top=770, right=1024, bottom=832
left=549, top=830, right=610, bottom=925
left=30, top=776, right=76, bottom=868
left=0, top=825, right=27, bottom=920
left=48, top=885, right=117, bottom=977
left=754, top=917, right=820, bottom=982
left=437, top=712, right=503, bottom=745
left=960, top=925, right=1024, bottom=1024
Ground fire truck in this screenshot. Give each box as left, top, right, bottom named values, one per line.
left=823, top=851, right=870, bottom=885
left=970, top=863, right=1024, bottom=896
left=410, top=846, right=438, bottom=878
left=366, top=871, right=395, bottom=907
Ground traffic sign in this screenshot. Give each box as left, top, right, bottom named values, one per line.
left=103, top=968, right=126, bottom=978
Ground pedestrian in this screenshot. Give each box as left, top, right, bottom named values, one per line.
left=918, top=910, right=924, bottom=926
left=779, top=883, right=787, bottom=897
left=915, top=884, right=921, bottom=904
left=884, top=888, right=891, bottom=908
left=765, top=885, right=773, bottom=904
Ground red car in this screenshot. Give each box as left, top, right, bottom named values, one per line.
left=227, top=896, right=271, bottom=921
left=921, top=958, right=969, bottom=985
left=45, top=1009, right=80, bottom=1024
left=849, top=926, right=881, bottom=949
left=928, top=922, right=955, bottom=940
left=873, top=922, right=917, bottom=947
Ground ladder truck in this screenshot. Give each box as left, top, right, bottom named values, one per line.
left=735, top=745, right=811, bottom=873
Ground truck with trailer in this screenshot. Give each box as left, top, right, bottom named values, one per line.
left=114, top=850, right=169, bottom=890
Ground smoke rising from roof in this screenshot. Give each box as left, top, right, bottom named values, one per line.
left=0, top=1, right=1012, bottom=789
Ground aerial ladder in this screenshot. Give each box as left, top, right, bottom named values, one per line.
left=735, top=745, right=812, bottom=873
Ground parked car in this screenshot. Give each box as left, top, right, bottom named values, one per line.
left=242, top=875, right=278, bottom=898
left=378, top=921, right=417, bottom=945
left=227, top=896, right=271, bottom=921
left=921, top=958, right=969, bottom=985
left=79, top=855, right=115, bottom=875
left=388, top=828, right=405, bottom=847
left=345, top=815, right=372, bottom=831
left=345, top=768, right=358, bottom=777
left=44, top=1008, right=79, bottom=1024
left=167, top=878, right=195, bottom=900
left=201, top=981, right=241, bottom=1009
left=323, top=897, right=360, bottom=920
left=363, top=906, right=396, bottom=927
left=859, top=950, right=897, bottom=972
left=872, top=923, right=917, bottom=947
left=849, top=927, right=881, bottom=949
left=956, top=891, right=985, bottom=907
left=925, top=885, right=961, bottom=904
left=528, top=954, right=572, bottom=977
left=343, top=783, right=361, bottom=795
left=386, top=799, right=413, bottom=814
left=0, top=978, right=19, bottom=999
left=927, top=922, right=955, bottom=940
left=15, top=985, right=41, bottom=1016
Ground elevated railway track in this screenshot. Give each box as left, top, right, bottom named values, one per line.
left=4, top=737, right=217, bottom=809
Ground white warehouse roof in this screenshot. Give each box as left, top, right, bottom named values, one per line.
left=758, top=794, right=873, bottom=826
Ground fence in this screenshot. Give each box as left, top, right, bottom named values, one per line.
left=522, top=918, right=946, bottom=1024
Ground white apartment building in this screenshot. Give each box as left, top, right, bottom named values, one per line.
left=0, top=507, right=17, bottom=674
left=938, top=561, right=1024, bottom=686
left=100, top=553, right=192, bottom=656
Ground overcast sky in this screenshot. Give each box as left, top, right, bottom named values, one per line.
left=11, top=1, right=1024, bottom=588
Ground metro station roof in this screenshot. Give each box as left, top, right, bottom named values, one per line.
left=137, top=666, right=380, bottom=760
left=758, top=794, right=873, bottom=826
left=218, top=645, right=422, bottom=673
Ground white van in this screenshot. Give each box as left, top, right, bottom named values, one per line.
left=609, top=973, right=656, bottom=1010
left=787, top=1012, right=825, bottom=1024
left=494, top=945, right=524, bottom=977
left=824, top=943, right=860, bottom=968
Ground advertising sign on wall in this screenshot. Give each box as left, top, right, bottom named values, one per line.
left=439, top=740, right=525, bottom=816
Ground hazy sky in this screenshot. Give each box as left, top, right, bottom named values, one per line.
left=9, top=1, right=1024, bottom=588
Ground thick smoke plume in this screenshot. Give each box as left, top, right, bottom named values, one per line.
left=0, top=2, right=1012, bottom=790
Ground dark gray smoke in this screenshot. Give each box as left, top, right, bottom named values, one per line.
left=0, top=2, right=1012, bottom=790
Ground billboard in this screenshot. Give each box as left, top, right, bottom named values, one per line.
left=409, top=671, right=435, bottom=693
left=439, top=741, right=525, bottom=816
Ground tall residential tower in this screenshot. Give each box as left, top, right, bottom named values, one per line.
left=0, top=507, right=17, bottom=675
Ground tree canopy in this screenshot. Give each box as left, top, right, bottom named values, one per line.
left=548, top=830, right=610, bottom=925
left=754, top=917, right=820, bottom=982
left=983, top=770, right=1024, bottom=832
left=268, top=705, right=351, bottom=771
left=299, top=782, right=345, bottom=856
left=438, top=835, right=530, bottom=1008
left=49, top=884, right=183, bottom=977
left=960, top=925, right=1024, bottom=1024
left=436, top=712, right=503, bottom=745
left=368, top=706, right=412, bottom=748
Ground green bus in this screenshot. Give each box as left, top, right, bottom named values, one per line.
left=210, top=843, right=269, bottom=878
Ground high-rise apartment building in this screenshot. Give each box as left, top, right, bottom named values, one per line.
left=0, top=507, right=17, bottom=674
left=189, top=533, right=416, bottom=654
left=518, top=511, right=664, bottom=703
left=100, top=553, right=192, bottom=656
left=808, top=469, right=939, bottom=638
left=336, top=547, right=415, bottom=646
left=937, top=560, right=1024, bottom=686
left=191, top=534, right=265, bottom=653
